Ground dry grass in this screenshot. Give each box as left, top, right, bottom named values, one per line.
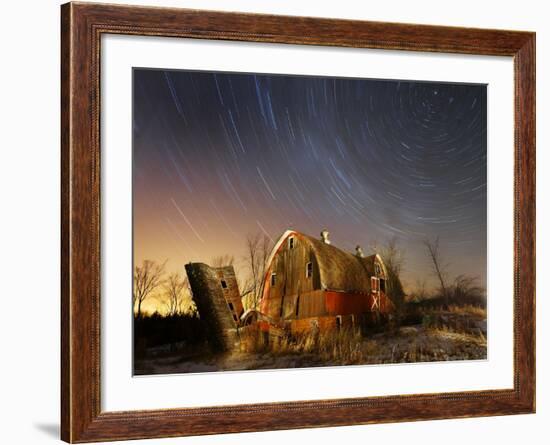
left=244, top=321, right=486, bottom=367
left=446, top=304, right=487, bottom=318
left=430, top=325, right=486, bottom=345
left=264, top=327, right=369, bottom=365
left=242, top=300, right=487, bottom=367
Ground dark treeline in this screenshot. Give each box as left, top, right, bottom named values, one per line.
left=134, top=312, right=207, bottom=358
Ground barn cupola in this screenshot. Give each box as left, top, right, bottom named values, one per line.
left=320, top=229, right=331, bottom=245
left=355, top=245, right=365, bottom=258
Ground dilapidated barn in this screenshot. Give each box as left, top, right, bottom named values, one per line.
left=256, top=229, right=395, bottom=334
left=185, top=229, right=397, bottom=351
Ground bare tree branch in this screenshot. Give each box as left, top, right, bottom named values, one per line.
left=414, top=278, right=429, bottom=301
left=243, top=233, right=273, bottom=310
left=450, top=274, right=485, bottom=304
left=422, top=237, right=449, bottom=304
left=211, top=255, right=235, bottom=268
left=374, top=237, right=406, bottom=315
left=133, top=259, right=166, bottom=318
left=162, top=272, right=191, bottom=316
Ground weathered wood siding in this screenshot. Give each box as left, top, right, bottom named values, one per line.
left=289, top=316, right=337, bottom=334
left=293, top=289, right=394, bottom=321
left=262, top=234, right=321, bottom=319
left=296, top=290, right=327, bottom=318
left=325, top=290, right=394, bottom=315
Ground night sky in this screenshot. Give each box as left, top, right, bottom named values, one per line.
left=133, top=68, right=486, bottom=313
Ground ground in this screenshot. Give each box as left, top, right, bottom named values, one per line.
left=134, top=306, right=486, bottom=375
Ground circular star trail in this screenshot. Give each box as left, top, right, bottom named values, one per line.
left=133, top=69, right=487, bottom=297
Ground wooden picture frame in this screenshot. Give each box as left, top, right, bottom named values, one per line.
left=61, top=2, right=535, bottom=442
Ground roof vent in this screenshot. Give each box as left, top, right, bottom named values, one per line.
left=320, top=229, right=331, bottom=245
left=355, top=245, right=365, bottom=258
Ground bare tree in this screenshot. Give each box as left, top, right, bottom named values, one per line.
left=133, top=259, right=166, bottom=318
left=162, top=272, right=191, bottom=316
left=243, top=233, right=273, bottom=310
left=378, top=237, right=405, bottom=277
left=211, top=255, right=235, bottom=267
left=414, top=278, right=429, bottom=301
left=374, top=237, right=406, bottom=316
left=422, top=237, right=449, bottom=303
left=450, top=274, right=485, bottom=304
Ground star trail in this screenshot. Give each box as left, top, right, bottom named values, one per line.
left=133, top=68, right=486, bottom=311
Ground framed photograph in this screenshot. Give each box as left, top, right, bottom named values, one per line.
left=61, top=2, right=535, bottom=442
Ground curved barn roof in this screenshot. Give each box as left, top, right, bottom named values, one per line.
left=266, top=230, right=386, bottom=293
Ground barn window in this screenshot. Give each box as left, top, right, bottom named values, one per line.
left=375, top=263, right=381, bottom=275
left=336, top=315, right=342, bottom=330
left=271, top=273, right=276, bottom=286
left=289, top=236, right=295, bottom=249
left=306, top=262, right=313, bottom=278
left=220, top=279, right=228, bottom=289
left=228, top=302, right=234, bottom=311
left=371, top=277, right=379, bottom=292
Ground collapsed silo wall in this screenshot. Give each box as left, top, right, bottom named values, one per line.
left=185, top=263, right=241, bottom=352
